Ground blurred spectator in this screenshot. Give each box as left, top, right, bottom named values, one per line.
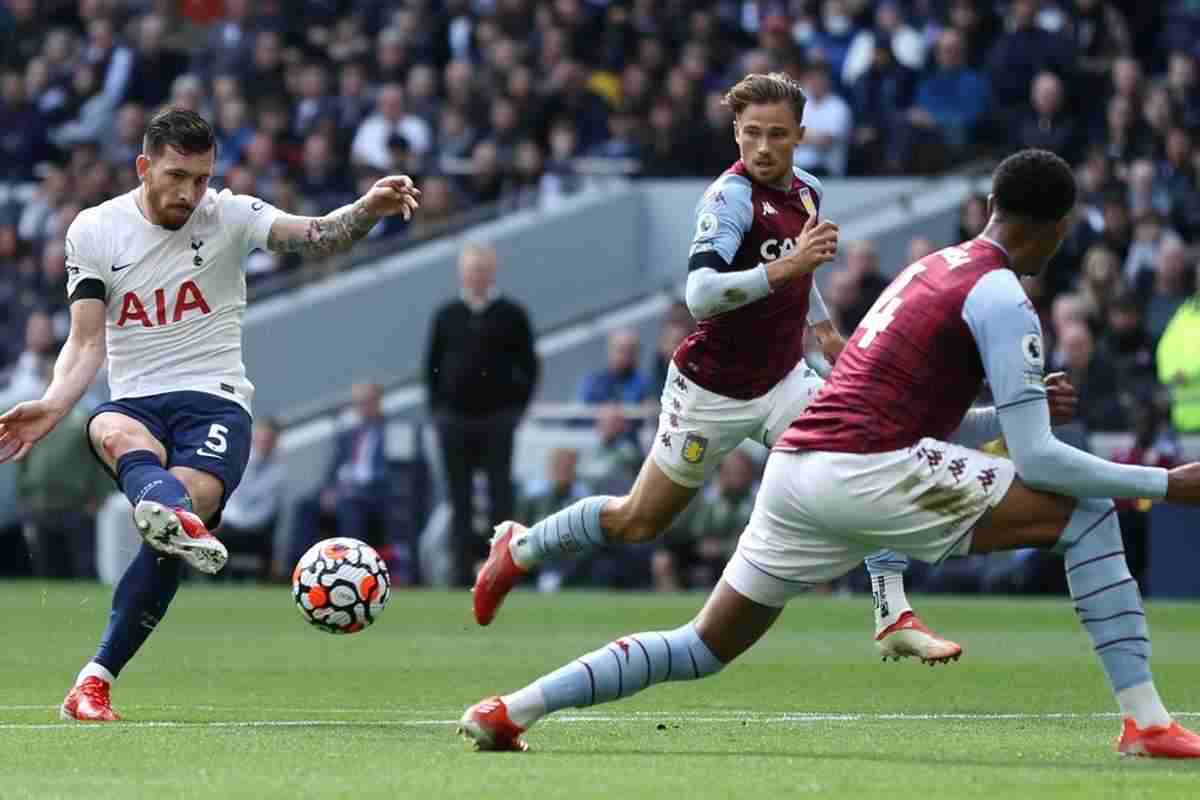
left=577, top=403, right=643, bottom=496
left=351, top=83, right=433, bottom=172
left=460, top=138, right=506, bottom=208
left=1157, top=287, right=1200, bottom=432
left=651, top=318, right=693, bottom=397
left=1157, top=126, right=1200, bottom=241
left=1052, top=322, right=1126, bottom=430
left=1098, top=292, right=1160, bottom=404
left=849, top=33, right=917, bottom=174
left=406, top=175, right=458, bottom=237
left=1143, top=238, right=1194, bottom=341
left=425, top=244, right=538, bottom=585
left=958, top=193, right=989, bottom=241
left=808, top=0, right=860, bottom=81
left=241, top=29, right=287, bottom=106
left=292, top=62, right=337, bottom=143
left=1076, top=244, right=1122, bottom=326
left=103, top=102, right=145, bottom=173
left=127, top=14, right=187, bottom=109
left=893, top=28, right=988, bottom=172
left=653, top=448, right=757, bottom=592
left=841, top=1, right=926, bottom=87
left=579, top=329, right=653, bottom=406
left=841, top=240, right=889, bottom=329
left=793, top=61, right=853, bottom=177
left=1101, top=94, right=1152, bottom=166
left=297, top=134, right=355, bottom=216
left=287, top=383, right=389, bottom=567
left=0, top=67, right=48, bottom=182
left=197, top=0, right=255, bottom=78
left=1018, top=71, right=1082, bottom=163
left=219, top=419, right=285, bottom=582
left=947, top=0, right=1001, bottom=71
left=984, top=0, right=1074, bottom=125
left=1063, top=0, right=1132, bottom=109
left=17, top=370, right=109, bottom=579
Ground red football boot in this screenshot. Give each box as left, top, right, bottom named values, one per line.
left=459, top=696, right=529, bottom=752
left=1118, top=719, right=1200, bottom=758
left=876, top=611, right=963, bottom=665
left=134, top=500, right=227, bottom=574
left=472, top=522, right=529, bottom=626
left=60, top=677, right=121, bottom=722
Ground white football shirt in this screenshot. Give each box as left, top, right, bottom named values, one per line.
left=64, top=188, right=282, bottom=413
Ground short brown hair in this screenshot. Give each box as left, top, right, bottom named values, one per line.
left=143, top=107, right=215, bottom=157
left=723, top=72, right=806, bottom=122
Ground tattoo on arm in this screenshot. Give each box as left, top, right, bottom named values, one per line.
left=268, top=201, right=379, bottom=257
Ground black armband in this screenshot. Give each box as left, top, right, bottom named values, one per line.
left=69, top=278, right=106, bottom=304
left=687, top=249, right=729, bottom=273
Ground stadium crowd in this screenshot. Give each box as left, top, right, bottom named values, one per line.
left=1, top=0, right=1199, bottom=593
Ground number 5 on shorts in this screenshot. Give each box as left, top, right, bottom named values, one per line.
left=197, top=423, right=228, bottom=458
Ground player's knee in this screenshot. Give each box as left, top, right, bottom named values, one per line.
left=98, top=429, right=153, bottom=461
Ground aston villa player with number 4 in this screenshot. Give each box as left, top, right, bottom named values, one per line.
left=0, top=108, right=420, bottom=722
left=462, top=150, right=1200, bottom=759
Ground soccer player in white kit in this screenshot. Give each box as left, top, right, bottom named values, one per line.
left=0, top=108, right=420, bottom=722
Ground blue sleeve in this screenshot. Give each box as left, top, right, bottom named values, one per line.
left=962, top=270, right=1168, bottom=499
left=688, top=174, right=754, bottom=267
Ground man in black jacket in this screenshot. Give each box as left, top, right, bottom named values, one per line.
left=425, top=244, right=538, bottom=585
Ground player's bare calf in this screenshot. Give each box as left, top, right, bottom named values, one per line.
left=134, top=500, right=227, bottom=574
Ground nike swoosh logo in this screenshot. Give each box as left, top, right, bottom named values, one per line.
left=112, top=263, right=136, bottom=272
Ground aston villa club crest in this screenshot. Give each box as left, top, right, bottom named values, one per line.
left=797, top=187, right=817, bottom=217
left=682, top=433, right=708, bottom=464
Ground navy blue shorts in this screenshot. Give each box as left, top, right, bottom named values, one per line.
left=88, top=391, right=253, bottom=521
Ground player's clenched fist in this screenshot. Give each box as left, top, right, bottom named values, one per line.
left=763, top=214, right=839, bottom=289
left=361, top=175, right=422, bottom=221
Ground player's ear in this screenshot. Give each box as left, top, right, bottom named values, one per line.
left=135, top=153, right=150, bottom=183
left=796, top=124, right=806, bottom=143
left=986, top=193, right=995, bottom=219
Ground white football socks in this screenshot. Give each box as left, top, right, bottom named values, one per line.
left=76, top=661, right=115, bottom=686
left=871, top=572, right=912, bottom=634
left=1117, top=681, right=1171, bottom=729
left=501, top=686, right=547, bottom=730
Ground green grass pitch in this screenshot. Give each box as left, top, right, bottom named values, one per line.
left=1, top=582, right=1198, bottom=799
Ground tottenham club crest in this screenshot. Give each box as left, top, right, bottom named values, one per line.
left=190, top=237, right=204, bottom=266
left=682, top=433, right=709, bottom=464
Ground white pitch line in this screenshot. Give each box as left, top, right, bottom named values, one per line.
left=3, top=711, right=1199, bottom=731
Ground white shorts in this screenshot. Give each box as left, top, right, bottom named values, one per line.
left=650, top=360, right=825, bottom=488
left=723, top=437, right=1017, bottom=607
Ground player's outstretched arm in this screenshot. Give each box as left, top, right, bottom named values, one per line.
left=966, top=270, right=1169, bottom=500
left=0, top=298, right=106, bottom=462
left=266, top=175, right=421, bottom=258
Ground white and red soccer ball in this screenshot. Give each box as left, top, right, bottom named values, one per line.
left=292, top=538, right=390, bottom=634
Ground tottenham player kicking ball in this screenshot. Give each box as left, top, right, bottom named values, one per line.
left=474, top=72, right=962, bottom=663
left=462, top=150, right=1200, bottom=759
left=0, top=108, right=419, bottom=722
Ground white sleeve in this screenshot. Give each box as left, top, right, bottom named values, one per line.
left=219, top=189, right=283, bottom=254
left=962, top=270, right=1168, bottom=499
left=64, top=210, right=109, bottom=300
left=806, top=282, right=830, bottom=325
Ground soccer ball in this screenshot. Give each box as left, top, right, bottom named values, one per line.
left=292, top=537, right=390, bottom=634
